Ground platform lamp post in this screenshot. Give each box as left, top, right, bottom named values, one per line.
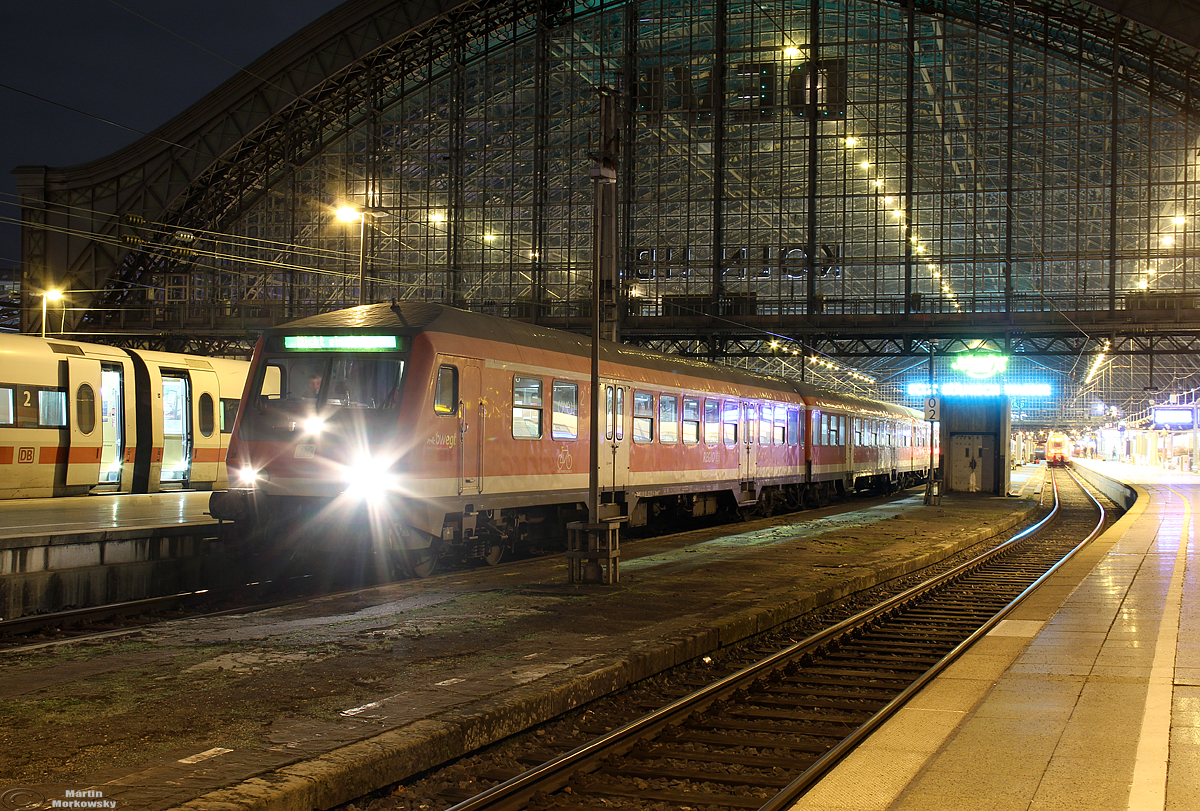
left=335, top=206, right=387, bottom=306
left=41, top=289, right=62, bottom=338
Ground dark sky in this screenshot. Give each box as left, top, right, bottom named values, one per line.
left=0, top=0, right=346, bottom=268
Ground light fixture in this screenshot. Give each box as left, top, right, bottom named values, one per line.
left=41, top=289, right=62, bottom=339
left=1174, top=215, right=1187, bottom=225
left=845, top=137, right=858, bottom=147
left=1163, top=235, right=1175, bottom=246
left=784, top=46, right=801, bottom=58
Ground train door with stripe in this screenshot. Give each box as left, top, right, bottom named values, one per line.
left=65, top=356, right=102, bottom=487
left=600, top=382, right=629, bottom=492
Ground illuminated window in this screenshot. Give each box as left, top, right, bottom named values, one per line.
left=633, top=391, right=654, bottom=443
left=788, top=409, right=801, bottom=445
left=682, top=397, right=700, bottom=444
left=759, top=403, right=773, bottom=445
left=552, top=381, right=578, bottom=440
left=703, top=398, right=720, bottom=444
left=658, top=394, right=678, bottom=443
left=513, top=376, right=543, bottom=439
left=434, top=366, right=458, bottom=415
left=722, top=400, right=739, bottom=446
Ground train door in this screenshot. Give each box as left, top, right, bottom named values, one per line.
left=457, top=360, right=483, bottom=495
left=160, top=373, right=191, bottom=486
left=65, top=356, right=103, bottom=488
left=950, top=434, right=990, bottom=492
left=97, top=365, right=124, bottom=486
left=187, top=368, right=220, bottom=487
left=599, top=383, right=629, bottom=492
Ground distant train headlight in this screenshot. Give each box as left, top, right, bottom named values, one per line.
left=303, top=417, right=326, bottom=435
left=343, top=455, right=396, bottom=501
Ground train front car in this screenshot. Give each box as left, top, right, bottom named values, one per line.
left=211, top=304, right=432, bottom=575
left=1045, top=432, right=1072, bottom=467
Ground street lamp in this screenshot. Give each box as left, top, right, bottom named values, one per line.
left=335, top=206, right=386, bottom=306
left=41, top=289, right=62, bottom=338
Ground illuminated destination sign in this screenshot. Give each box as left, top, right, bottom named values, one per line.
left=283, top=335, right=399, bottom=351
left=907, top=382, right=1052, bottom=398
left=950, top=354, right=1008, bottom=379
left=1152, top=406, right=1195, bottom=427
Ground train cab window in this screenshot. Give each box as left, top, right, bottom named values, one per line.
left=722, top=400, right=738, bottom=446
left=659, top=394, right=678, bottom=443
left=552, top=381, right=579, bottom=440
left=788, top=409, right=801, bottom=445
left=758, top=404, right=773, bottom=445
left=632, top=392, right=654, bottom=443
left=703, top=398, right=720, bottom=444
left=0, top=387, right=12, bottom=426
left=220, top=398, right=239, bottom=433
left=434, top=366, right=458, bottom=415
left=513, top=376, right=543, bottom=439
left=682, top=397, right=700, bottom=444
left=198, top=393, right=215, bottom=437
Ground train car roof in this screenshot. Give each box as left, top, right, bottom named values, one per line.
left=273, top=303, right=919, bottom=418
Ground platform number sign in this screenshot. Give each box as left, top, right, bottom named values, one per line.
left=924, top=396, right=940, bottom=422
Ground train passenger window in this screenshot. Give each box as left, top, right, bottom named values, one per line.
left=75, top=384, right=97, bottom=435
left=682, top=397, right=700, bottom=444
left=615, top=388, right=625, bottom=441
left=605, top=386, right=614, bottom=441
left=854, top=418, right=862, bottom=444
left=658, top=394, right=678, bottom=443
left=552, top=381, right=579, bottom=440
left=773, top=406, right=786, bottom=445
left=758, top=404, right=773, bottom=445
left=0, top=387, right=13, bottom=426
left=788, top=409, right=800, bottom=445
left=39, top=390, right=67, bottom=428
left=820, top=414, right=829, bottom=446
left=220, top=398, right=239, bottom=433
left=632, top=392, right=654, bottom=443
left=513, top=376, right=543, bottom=439
left=434, top=366, right=458, bottom=415
left=703, top=398, right=720, bottom=444
left=722, top=400, right=738, bottom=446
left=198, top=393, right=214, bottom=437
left=745, top=403, right=756, bottom=444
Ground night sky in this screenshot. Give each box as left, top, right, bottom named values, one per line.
left=1, top=0, right=346, bottom=269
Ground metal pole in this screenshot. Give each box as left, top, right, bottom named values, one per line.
left=357, top=214, right=368, bottom=306
left=41, top=295, right=47, bottom=339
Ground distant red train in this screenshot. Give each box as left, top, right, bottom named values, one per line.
left=1045, top=432, right=1072, bottom=467
left=211, top=303, right=937, bottom=576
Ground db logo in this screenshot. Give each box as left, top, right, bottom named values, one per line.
left=16, top=447, right=34, bottom=464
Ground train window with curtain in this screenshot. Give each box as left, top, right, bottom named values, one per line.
left=75, top=384, right=97, bottom=435
left=659, top=394, right=678, bottom=443
left=774, top=405, right=787, bottom=445
left=758, top=403, right=773, bottom=444
left=552, top=381, right=579, bottom=440
left=39, top=390, right=67, bottom=428
left=703, top=398, right=720, bottom=444
left=788, top=409, right=800, bottom=445
left=632, top=391, right=654, bottom=443
left=198, top=393, right=214, bottom=437
left=513, top=376, right=543, bottom=439
left=0, top=387, right=12, bottom=426
left=682, top=397, right=700, bottom=444
left=434, top=366, right=458, bottom=415
left=220, top=398, right=239, bottom=433
left=722, top=400, right=738, bottom=445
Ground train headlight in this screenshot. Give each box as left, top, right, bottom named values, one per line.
left=343, top=455, right=396, bottom=501
left=302, top=417, right=326, bottom=435
left=238, top=467, right=266, bottom=486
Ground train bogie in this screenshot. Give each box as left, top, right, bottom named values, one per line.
left=0, top=334, right=247, bottom=499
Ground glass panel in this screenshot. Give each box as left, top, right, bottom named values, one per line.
left=658, top=394, right=678, bottom=443
left=552, top=381, right=578, bottom=440
left=434, top=366, right=458, bottom=414
left=198, top=393, right=214, bottom=437
left=0, top=387, right=14, bottom=426
left=632, top=391, right=654, bottom=443
left=220, top=398, right=239, bottom=433
left=682, top=396, right=700, bottom=444
left=39, top=390, right=66, bottom=427
left=703, top=398, right=719, bottom=444
left=99, top=368, right=123, bottom=481
left=722, top=400, right=738, bottom=445
left=513, top=376, right=542, bottom=439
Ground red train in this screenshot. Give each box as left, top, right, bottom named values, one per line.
left=1045, top=432, right=1072, bottom=467
left=210, top=303, right=936, bottom=575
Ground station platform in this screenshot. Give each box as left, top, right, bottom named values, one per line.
left=793, top=459, right=1197, bottom=811
left=0, top=490, right=215, bottom=542
left=0, top=484, right=1040, bottom=811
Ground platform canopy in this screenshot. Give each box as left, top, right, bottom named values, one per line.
left=15, top=0, right=1200, bottom=427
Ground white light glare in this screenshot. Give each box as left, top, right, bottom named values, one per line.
left=238, top=467, right=262, bottom=485
left=303, top=417, right=326, bottom=435
left=344, top=455, right=397, bottom=501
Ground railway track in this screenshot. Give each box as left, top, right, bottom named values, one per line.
left=405, top=469, right=1108, bottom=811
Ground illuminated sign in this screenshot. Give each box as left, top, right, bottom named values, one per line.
left=950, top=354, right=1008, bottom=379
left=1152, top=407, right=1195, bottom=427
left=283, top=335, right=399, bottom=351
left=907, top=382, right=1052, bottom=398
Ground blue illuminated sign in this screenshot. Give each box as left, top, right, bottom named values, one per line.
left=907, top=382, right=1052, bottom=398
left=1152, top=407, right=1195, bottom=427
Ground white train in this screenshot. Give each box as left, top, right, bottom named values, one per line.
left=0, top=334, right=249, bottom=498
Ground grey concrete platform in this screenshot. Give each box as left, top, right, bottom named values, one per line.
left=0, top=484, right=1041, bottom=811
left=791, top=460, right=1197, bottom=811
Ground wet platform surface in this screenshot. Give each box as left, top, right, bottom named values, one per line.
left=0, top=482, right=1039, bottom=811
left=792, top=460, right=1198, bottom=811
left=0, top=490, right=214, bottom=541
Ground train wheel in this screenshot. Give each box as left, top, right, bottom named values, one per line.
left=402, top=545, right=440, bottom=578
left=483, top=543, right=505, bottom=566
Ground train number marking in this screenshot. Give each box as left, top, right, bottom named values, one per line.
left=294, top=444, right=316, bottom=459
left=17, top=447, right=35, bottom=464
